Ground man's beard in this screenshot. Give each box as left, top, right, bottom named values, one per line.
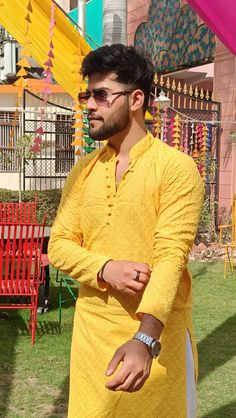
left=88, top=101, right=130, bottom=141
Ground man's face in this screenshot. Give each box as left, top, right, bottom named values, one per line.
left=86, top=73, right=131, bottom=141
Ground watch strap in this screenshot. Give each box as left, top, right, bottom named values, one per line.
left=133, top=331, right=155, bottom=347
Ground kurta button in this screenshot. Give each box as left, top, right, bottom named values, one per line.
left=107, top=185, right=111, bottom=188
left=106, top=221, right=110, bottom=225
left=108, top=212, right=111, bottom=216
left=108, top=203, right=113, bottom=207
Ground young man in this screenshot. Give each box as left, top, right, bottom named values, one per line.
left=48, top=44, right=204, bottom=418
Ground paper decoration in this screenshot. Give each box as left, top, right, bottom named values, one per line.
left=183, top=119, right=189, bottom=154
left=42, top=1, right=56, bottom=104
left=14, top=1, right=33, bottom=99
left=206, top=123, right=213, bottom=183
left=189, top=123, right=195, bottom=156
left=31, top=108, right=45, bottom=153
left=192, top=123, right=200, bottom=160
left=200, top=125, right=208, bottom=182
left=154, top=103, right=161, bottom=140
left=172, top=113, right=181, bottom=149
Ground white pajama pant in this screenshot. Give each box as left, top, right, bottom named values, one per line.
left=186, top=330, right=197, bottom=418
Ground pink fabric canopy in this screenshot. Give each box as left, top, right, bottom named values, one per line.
left=187, top=0, right=236, bottom=56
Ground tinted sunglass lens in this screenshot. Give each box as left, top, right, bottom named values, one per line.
left=93, top=90, right=108, bottom=102
left=78, top=93, right=90, bottom=104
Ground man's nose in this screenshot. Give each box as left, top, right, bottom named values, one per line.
left=87, top=95, right=98, bottom=110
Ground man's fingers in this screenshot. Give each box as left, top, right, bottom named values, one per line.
left=105, top=349, right=123, bottom=376
left=128, top=281, right=146, bottom=293
left=126, top=376, right=146, bottom=392
left=113, top=371, right=142, bottom=391
left=105, top=370, right=131, bottom=390
left=133, top=271, right=150, bottom=284
left=133, top=263, right=151, bottom=276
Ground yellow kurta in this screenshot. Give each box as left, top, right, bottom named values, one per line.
left=48, top=131, right=204, bottom=418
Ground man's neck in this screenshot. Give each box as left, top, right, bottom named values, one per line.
left=108, top=122, right=146, bottom=158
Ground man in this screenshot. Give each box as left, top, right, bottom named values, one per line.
left=48, top=44, right=204, bottom=418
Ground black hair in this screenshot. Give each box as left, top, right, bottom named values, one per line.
left=81, top=44, right=154, bottom=112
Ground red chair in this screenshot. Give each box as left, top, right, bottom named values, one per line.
left=0, top=218, right=46, bottom=344
left=0, top=197, right=50, bottom=306
left=0, top=194, right=38, bottom=224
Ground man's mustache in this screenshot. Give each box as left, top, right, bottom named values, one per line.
left=88, top=114, right=103, bottom=121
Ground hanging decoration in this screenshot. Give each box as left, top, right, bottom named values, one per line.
left=14, top=0, right=33, bottom=100
left=206, top=123, right=213, bottom=183
left=70, top=29, right=93, bottom=155
left=169, top=116, right=175, bottom=147
left=189, top=123, right=195, bottom=156
left=42, top=1, right=56, bottom=104
left=171, top=113, right=181, bottom=149
left=162, top=106, right=168, bottom=143
left=31, top=108, right=44, bottom=153
left=151, top=104, right=216, bottom=186
left=154, top=104, right=162, bottom=140
left=71, top=98, right=84, bottom=156
left=10, top=1, right=33, bottom=149
left=8, top=108, right=20, bottom=149
left=200, top=124, right=208, bottom=182
left=183, top=119, right=189, bottom=154
left=192, top=123, right=200, bottom=160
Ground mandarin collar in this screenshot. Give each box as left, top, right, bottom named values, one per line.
left=105, top=131, right=154, bottom=160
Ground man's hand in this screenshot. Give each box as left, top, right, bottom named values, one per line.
left=105, top=339, right=152, bottom=392
left=100, top=260, right=151, bottom=296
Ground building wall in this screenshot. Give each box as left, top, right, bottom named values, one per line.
left=127, top=0, right=150, bottom=45
left=214, top=40, right=236, bottom=214
left=68, top=0, right=103, bottom=48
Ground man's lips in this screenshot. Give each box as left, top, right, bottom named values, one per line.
left=88, top=115, right=103, bottom=121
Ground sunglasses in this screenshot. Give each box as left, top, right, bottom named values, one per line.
left=78, top=89, right=133, bottom=106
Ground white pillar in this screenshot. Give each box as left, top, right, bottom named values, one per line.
left=78, top=0, right=86, bottom=35
left=103, top=0, right=127, bottom=45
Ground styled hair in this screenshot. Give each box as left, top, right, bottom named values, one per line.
left=81, top=44, right=154, bottom=112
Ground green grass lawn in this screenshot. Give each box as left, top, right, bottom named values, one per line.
left=0, top=262, right=235, bottom=418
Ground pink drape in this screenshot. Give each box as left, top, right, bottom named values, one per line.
left=187, top=0, right=236, bottom=55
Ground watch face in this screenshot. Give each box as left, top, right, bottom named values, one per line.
left=152, top=341, right=161, bottom=358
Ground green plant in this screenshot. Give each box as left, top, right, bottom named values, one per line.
left=0, top=134, right=51, bottom=203
left=15, top=134, right=36, bottom=202
left=0, top=188, right=62, bottom=225
left=196, top=195, right=218, bottom=244
left=230, top=132, right=236, bottom=143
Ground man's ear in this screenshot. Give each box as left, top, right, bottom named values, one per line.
left=130, top=89, right=145, bottom=112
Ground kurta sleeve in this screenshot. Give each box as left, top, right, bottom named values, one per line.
left=48, top=153, right=111, bottom=291
left=136, top=153, right=204, bottom=325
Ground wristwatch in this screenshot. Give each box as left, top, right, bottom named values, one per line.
left=133, top=331, right=161, bottom=358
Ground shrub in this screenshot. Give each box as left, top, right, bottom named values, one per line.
left=0, top=188, right=62, bottom=225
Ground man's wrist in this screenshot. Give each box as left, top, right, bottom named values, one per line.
left=138, top=313, right=163, bottom=340
left=98, top=259, right=113, bottom=283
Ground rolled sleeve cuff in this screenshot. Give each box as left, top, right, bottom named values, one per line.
left=136, top=261, right=184, bottom=325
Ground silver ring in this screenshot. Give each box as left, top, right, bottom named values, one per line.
left=135, top=271, right=141, bottom=281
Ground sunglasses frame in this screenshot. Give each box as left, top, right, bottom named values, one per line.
left=78, top=89, right=134, bottom=106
